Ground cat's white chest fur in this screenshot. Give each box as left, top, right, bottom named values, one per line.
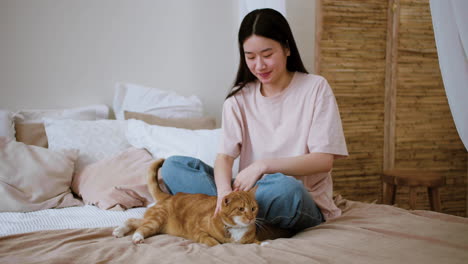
left=224, top=216, right=251, bottom=243
left=227, top=226, right=249, bottom=242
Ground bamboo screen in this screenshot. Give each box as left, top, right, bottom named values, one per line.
left=393, top=0, right=466, bottom=216
left=317, top=0, right=466, bottom=216
left=318, top=0, right=388, bottom=203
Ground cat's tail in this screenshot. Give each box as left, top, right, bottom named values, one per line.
left=147, top=158, right=171, bottom=202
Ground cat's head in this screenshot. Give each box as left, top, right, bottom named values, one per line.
left=220, top=186, right=258, bottom=227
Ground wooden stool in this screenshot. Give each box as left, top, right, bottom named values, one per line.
left=381, top=169, right=446, bottom=212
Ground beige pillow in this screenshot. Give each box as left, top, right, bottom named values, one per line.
left=124, top=110, right=217, bottom=130
left=0, top=137, right=82, bottom=212
left=72, top=147, right=158, bottom=210
left=15, top=123, right=48, bottom=148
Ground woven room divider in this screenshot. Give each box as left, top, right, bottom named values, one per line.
left=315, top=0, right=466, bottom=216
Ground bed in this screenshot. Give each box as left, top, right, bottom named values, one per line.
left=1, top=196, right=467, bottom=264
left=1, top=84, right=467, bottom=263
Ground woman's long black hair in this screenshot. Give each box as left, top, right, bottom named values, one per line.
left=226, top=8, right=308, bottom=99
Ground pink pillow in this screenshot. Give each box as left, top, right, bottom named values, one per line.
left=72, top=147, right=156, bottom=210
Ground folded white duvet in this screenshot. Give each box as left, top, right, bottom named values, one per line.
left=0, top=205, right=146, bottom=236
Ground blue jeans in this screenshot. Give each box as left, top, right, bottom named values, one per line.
left=160, top=156, right=324, bottom=232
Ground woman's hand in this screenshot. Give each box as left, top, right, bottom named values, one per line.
left=214, top=189, right=231, bottom=217
left=213, top=154, right=234, bottom=217
left=233, top=160, right=266, bottom=191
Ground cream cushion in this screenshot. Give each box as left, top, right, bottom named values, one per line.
left=0, top=138, right=82, bottom=212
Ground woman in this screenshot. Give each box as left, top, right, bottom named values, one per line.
left=161, top=8, right=348, bottom=233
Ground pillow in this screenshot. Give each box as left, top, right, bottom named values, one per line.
left=126, top=119, right=239, bottom=176
left=44, top=119, right=131, bottom=173
left=14, top=123, right=48, bottom=148
left=14, top=104, right=110, bottom=148
left=15, top=104, right=109, bottom=123
left=127, top=119, right=219, bottom=165
left=0, top=110, right=15, bottom=140
left=0, top=138, right=82, bottom=212
left=124, top=110, right=217, bottom=130
left=113, top=83, right=203, bottom=120
left=72, top=147, right=156, bottom=210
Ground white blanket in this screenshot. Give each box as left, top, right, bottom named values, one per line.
left=0, top=205, right=146, bottom=236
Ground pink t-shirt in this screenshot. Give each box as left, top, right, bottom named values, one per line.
left=219, top=72, right=348, bottom=220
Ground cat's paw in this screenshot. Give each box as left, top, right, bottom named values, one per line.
left=132, top=232, right=145, bottom=244
left=113, top=225, right=130, bottom=238
left=260, top=241, right=270, bottom=246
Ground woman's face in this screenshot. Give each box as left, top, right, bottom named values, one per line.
left=243, top=35, right=290, bottom=86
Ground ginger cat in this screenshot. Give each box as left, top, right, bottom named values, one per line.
left=113, top=159, right=261, bottom=246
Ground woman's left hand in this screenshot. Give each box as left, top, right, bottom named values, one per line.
left=233, top=161, right=266, bottom=191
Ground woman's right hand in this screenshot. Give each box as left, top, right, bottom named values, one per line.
left=213, top=154, right=235, bottom=217
left=214, top=189, right=232, bottom=217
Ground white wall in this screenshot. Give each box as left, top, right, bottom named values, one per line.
left=287, top=0, right=316, bottom=74
left=0, top=0, right=315, bottom=123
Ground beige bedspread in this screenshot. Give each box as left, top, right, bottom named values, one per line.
left=1, top=197, right=467, bottom=264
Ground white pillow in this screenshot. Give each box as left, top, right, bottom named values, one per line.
left=0, top=110, right=15, bottom=140
left=126, top=119, right=239, bottom=176
left=0, top=138, right=82, bottom=212
left=15, top=104, right=109, bottom=124
left=113, top=83, right=203, bottom=120
left=44, top=119, right=131, bottom=172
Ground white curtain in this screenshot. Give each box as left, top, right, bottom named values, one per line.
left=239, top=0, right=286, bottom=23
left=429, top=0, right=468, bottom=151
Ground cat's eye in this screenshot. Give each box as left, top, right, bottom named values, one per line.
left=252, top=207, right=257, bottom=211
left=239, top=207, right=244, bottom=211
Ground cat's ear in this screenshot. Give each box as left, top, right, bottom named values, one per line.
left=223, top=197, right=231, bottom=206
left=249, top=185, right=259, bottom=196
